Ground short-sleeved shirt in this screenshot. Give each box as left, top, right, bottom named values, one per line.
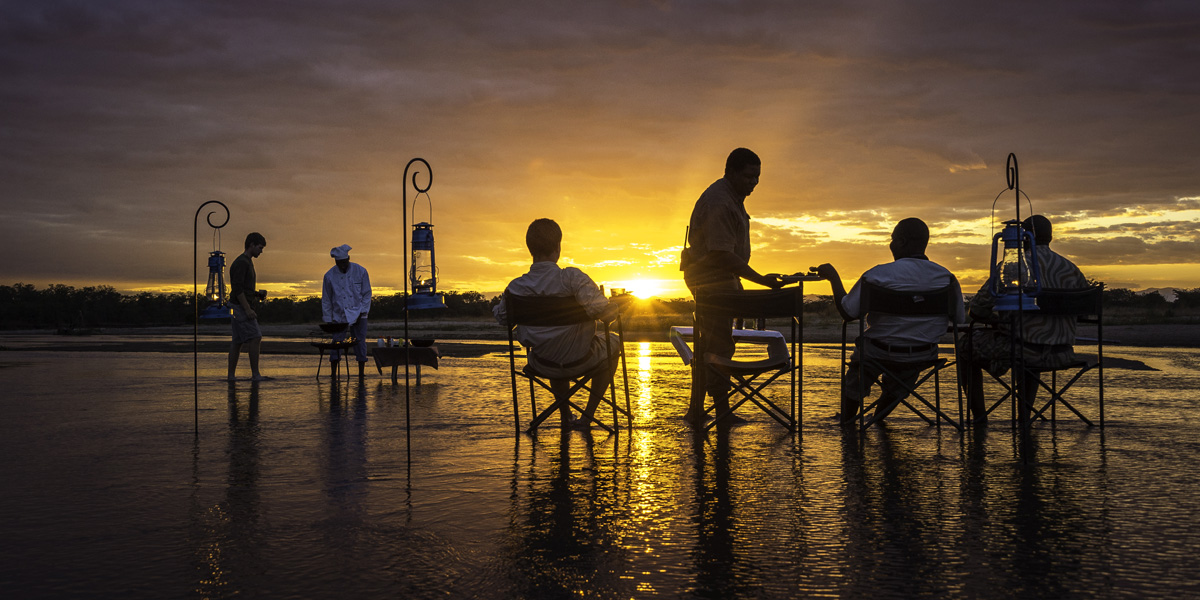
left=684, top=178, right=751, bottom=289
left=970, top=246, right=1087, bottom=345
left=842, top=257, right=966, bottom=345
left=493, top=262, right=609, bottom=367
left=229, top=253, right=257, bottom=307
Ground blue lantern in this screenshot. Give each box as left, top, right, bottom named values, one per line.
left=199, top=250, right=231, bottom=319
left=408, top=222, right=446, bottom=310
left=989, top=219, right=1041, bottom=311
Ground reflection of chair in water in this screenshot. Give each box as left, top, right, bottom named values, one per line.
left=976, top=285, right=1105, bottom=427
left=840, top=282, right=963, bottom=431
left=503, top=293, right=631, bottom=434
left=693, top=287, right=804, bottom=431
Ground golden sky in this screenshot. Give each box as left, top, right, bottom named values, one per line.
left=3, top=1, right=1198, bottom=299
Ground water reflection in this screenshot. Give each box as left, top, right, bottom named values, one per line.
left=691, top=427, right=745, bottom=598
left=504, top=432, right=629, bottom=598
left=3, top=346, right=1197, bottom=598
left=191, top=382, right=264, bottom=599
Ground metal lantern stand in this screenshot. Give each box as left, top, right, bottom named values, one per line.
left=194, top=200, right=230, bottom=435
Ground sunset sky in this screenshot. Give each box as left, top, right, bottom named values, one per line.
left=3, top=1, right=1198, bottom=300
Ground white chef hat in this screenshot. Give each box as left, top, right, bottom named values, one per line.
left=330, top=244, right=352, bottom=260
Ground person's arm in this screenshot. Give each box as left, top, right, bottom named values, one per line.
left=968, top=279, right=996, bottom=323
left=705, top=251, right=784, bottom=288
left=950, top=276, right=967, bottom=324
left=813, top=263, right=854, bottom=321
left=230, top=257, right=257, bottom=320
left=321, top=274, right=334, bottom=322
left=359, top=266, right=372, bottom=320
left=236, top=291, right=256, bottom=321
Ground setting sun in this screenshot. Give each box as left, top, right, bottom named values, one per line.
left=611, top=279, right=667, bottom=300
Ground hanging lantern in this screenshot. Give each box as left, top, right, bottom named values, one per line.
left=407, top=221, right=446, bottom=310
left=199, top=250, right=231, bottom=319
left=989, top=219, right=1041, bottom=311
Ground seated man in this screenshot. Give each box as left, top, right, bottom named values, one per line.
left=958, top=215, right=1088, bottom=425
left=815, top=218, right=965, bottom=426
left=492, top=218, right=622, bottom=429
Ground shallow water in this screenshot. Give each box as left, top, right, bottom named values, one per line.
left=1, top=342, right=1198, bottom=599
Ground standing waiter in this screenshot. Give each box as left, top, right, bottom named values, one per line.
left=681, top=148, right=784, bottom=425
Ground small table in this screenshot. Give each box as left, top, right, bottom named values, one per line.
left=372, top=346, right=440, bottom=384
left=311, top=340, right=355, bottom=379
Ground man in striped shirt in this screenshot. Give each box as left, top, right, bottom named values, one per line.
left=959, top=215, right=1088, bottom=425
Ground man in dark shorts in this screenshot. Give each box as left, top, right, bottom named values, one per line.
left=227, top=232, right=270, bottom=381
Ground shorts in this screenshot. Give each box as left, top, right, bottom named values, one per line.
left=231, top=305, right=263, bottom=344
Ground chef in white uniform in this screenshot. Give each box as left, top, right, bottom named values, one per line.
left=322, top=244, right=372, bottom=376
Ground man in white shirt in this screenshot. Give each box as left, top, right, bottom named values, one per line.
left=493, top=219, right=622, bottom=429
left=815, top=218, right=966, bottom=426
left=322, top=244, right=372, bottom=378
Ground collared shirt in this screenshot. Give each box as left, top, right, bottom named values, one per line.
left=493, top=262, right=609, bottom=366
left=684, top=178, right=751, bottom=287
left=970, top=246, right=1087, bottom=345
left=842, top=257, right=966, bottom=345
left=322, top=262, right=372, bottom=323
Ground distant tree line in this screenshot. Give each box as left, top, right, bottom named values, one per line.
left=2, top=283, right=1199, bottom=330
left=0, top=283, right=500, bottom=330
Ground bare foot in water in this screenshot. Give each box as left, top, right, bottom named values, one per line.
left=251, top=375, right=274, bottom=382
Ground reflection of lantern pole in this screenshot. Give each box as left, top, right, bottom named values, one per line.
left=194, top=200, right=230, bottom=435
left=402, top=158, right=432, bottom=454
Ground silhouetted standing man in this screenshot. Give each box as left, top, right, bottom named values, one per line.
left=228, top=232, right=270, bottom=381
left=681, top=148, right=784, bottom=425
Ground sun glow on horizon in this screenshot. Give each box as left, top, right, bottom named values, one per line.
left=610, top=279, right=668, bottom=300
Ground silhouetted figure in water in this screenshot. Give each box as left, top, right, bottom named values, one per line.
left=322, top=244, right=372, bottom=379
left=227, top=232, right=270, bottom=381
left=958, top=215, right=1088, bottom=425
left=680, top=148, right=785, bottom=426
left=815, top=218, right=965, bottom=426
left=493, top=218, right=623, bottom=429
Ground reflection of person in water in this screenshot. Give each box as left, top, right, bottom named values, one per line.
left=690, top=428, right=746, bottom=597
left=319, top=378, right=370, bottom=548
left=198, top=381, right=264, bottom=595
left=504, top=432, right=625, bottom=598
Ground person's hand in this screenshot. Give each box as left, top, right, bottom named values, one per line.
left=763, top=273, right=786, bottom=289
left=812, top=263, right=838, bottom=280
left=246, top=308, right=258, bottom=321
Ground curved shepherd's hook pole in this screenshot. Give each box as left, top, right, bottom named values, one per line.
left=402, top=158, right=431, bottom=456
left=194, top=200, right=230, bottom=435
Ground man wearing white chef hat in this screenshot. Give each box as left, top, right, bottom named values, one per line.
left=322, top=244, right=373, bottom=378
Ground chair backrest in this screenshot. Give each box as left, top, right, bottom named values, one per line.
left=503, top=292, right=594, bottom=328
left=695, top=287, right=805, bottom=320
left=1035, top=285, right=1103, bottom=318
left=858, top=282, right=956, bottom=318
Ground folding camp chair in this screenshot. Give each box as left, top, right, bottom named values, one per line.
left=975, top=284, right=1105, bottom=427
left=503, top=292, right=632, bottom=435
left=694, top=287, right=805, bottom=432
left=840, top=282, right=963, bottom=432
